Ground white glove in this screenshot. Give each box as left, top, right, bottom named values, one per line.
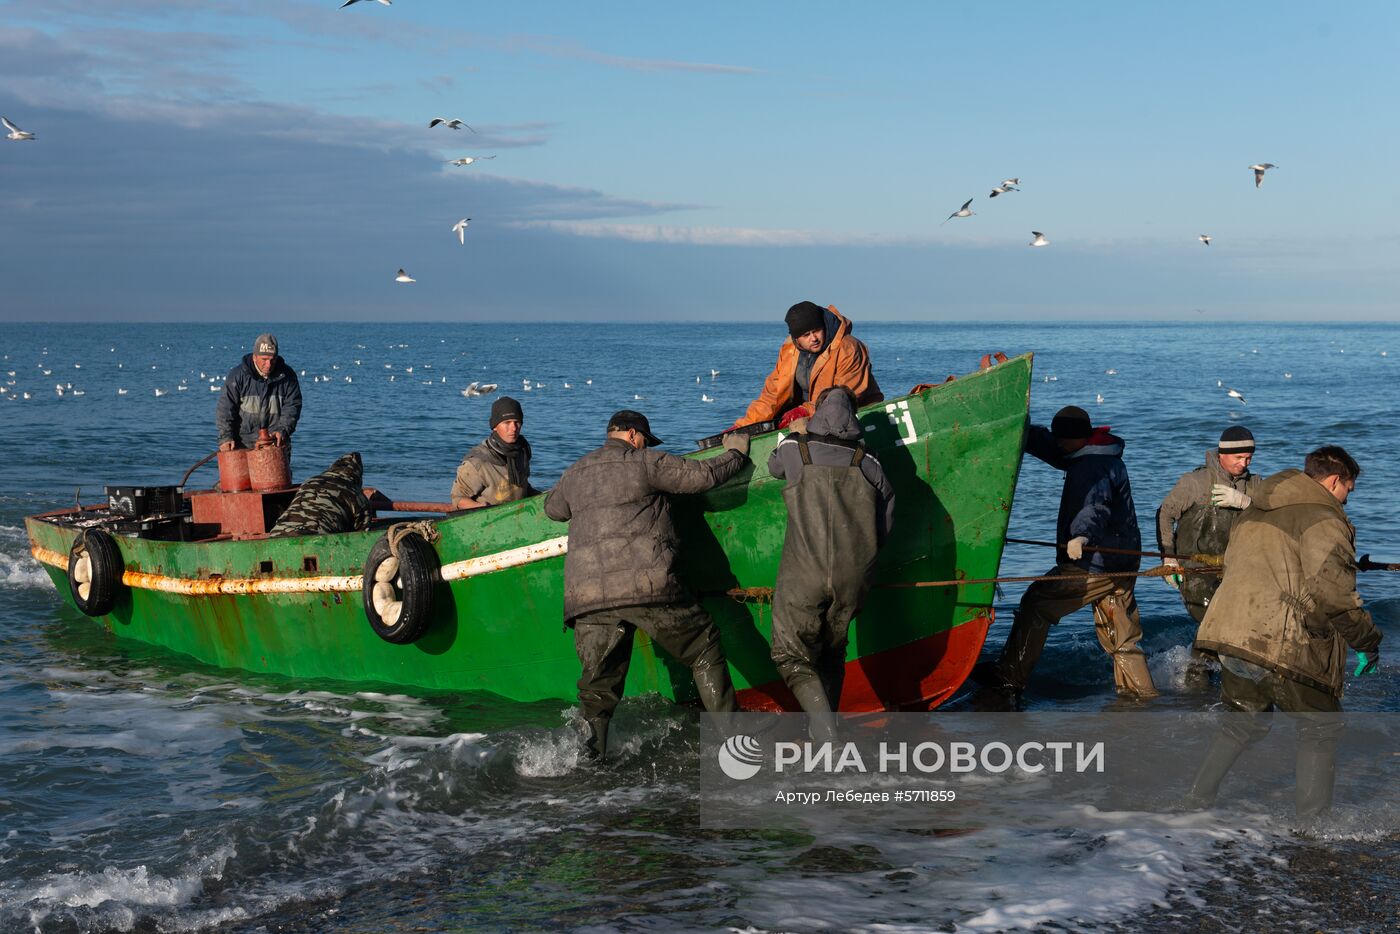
left=1066, top=536, right=1089, bottom=561
left=1210, top=483, right=1251, bottom=510
left=1162, top=556, right=1181, bottom=590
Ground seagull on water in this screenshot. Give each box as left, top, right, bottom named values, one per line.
left=701, top=394, right=715, bottom=403
left=1199, top=234, right=1212, bottom=246
left=1249, top=163, right=1277, bottom=188
left=1029, top=231, right=1048, bottom=247
left=452, top=218, right=471, bottom=244
left=340, top=0, right=390, bottom=8
left=710, top=368, right=720, bottom=377
left=943, top=198, right=974, bottom=224
left=2, top=117, right=35, bottom=141
left=1226, top=388, right=1247, bottom=405
left=395, top=268, right=415, bottom=283
left=429, top=118, right=475, bottom=132
left=447, top=156, right=496, bottom=166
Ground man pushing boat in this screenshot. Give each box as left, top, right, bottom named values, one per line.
left=544, top=409, right=751, bottom=760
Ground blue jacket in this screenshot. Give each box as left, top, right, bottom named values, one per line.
left=1026, top=424, right=1141, bottom=573
left=216, top=354, right=302, bottom=448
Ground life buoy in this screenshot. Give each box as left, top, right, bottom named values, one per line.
left=68, top=529, right=123, bottom=616
left=362, top=532, right=438, bottom=644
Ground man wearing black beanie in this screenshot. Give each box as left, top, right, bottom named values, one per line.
left=450, top=395, right=537, bottom=509
left=732, top=301, right=882, bottom=429
left=976, top=404, right=1157, bottom=700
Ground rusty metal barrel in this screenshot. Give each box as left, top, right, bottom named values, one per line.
left=217, top=449, right=251, bottom=492
left=248, top=444, right=290, bottom=491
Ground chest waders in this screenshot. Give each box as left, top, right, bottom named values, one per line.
left=771, top=440, right=879, bottom=739
left=1176, top=501, right=1237, bottom=623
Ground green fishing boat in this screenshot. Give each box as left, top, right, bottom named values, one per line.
left=26, top=353, right=1033, bottom=712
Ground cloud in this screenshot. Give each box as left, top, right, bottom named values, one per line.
left=508, top=221, right=922, bottom=247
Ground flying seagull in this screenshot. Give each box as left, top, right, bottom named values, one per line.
left=1249, top=163, right=1277, bottom=188
left=989, top=184, right=1019, bottom=197
left=395, top=268, right=416, bottom=283
left=1199, top=234, right=1212, bottom=246
left=2, top=117, right=35, bottom=141
left=452, top=218, right=471, bottom=244
left=446, top=156, right=496, bottom=166
left=1226, top=387, right=1247, bottom=405
left=942, top=198, right=974, bottom=224
left=1029, top=231, right=1048, bottom=247
left=340, top=0, right=391, bottom=7
left=429, top=118, right=475, bottom=132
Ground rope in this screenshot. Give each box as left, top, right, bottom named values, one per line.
left=385, top=520, right=441, bottom=559
left=1005, top=537, right=1223, bottom=566
left=723, top=564, right=1220, bottom=603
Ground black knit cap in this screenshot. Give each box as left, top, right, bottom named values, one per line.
left=1218, top=425, right=1255, bottom=453
left=608, top=409, right=663, bottom=446
left=490, top=396, right=524, bottom=428
left=1050, top=405, right=1093, bottom=439
left=785, top=301, right=826, bottom=338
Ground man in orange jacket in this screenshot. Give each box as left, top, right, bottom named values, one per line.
left=732, top=302, right=883, bottom=429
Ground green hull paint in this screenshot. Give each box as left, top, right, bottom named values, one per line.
left=28, top=354, right=1033, bottom=707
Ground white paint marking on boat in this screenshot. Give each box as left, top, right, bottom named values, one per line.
left=32, top=533, right=572, bottom=596
left=885, top=400, right=918, bottom=447
left=439, top=535, right=569, bottom=582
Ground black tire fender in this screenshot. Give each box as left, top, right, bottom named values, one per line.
left=68, top=529, right=123, bottom=617
left=362, top=533, right=438, bottom=644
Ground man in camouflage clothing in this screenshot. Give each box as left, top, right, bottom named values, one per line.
left=269, top=452, right=371, bottom=537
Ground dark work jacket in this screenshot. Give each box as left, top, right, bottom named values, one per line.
left=216, top=354, right=303, bottom=448
left=1026, top=424, right=1141, bottom=573
left=544, top=439, right=746, bottom=622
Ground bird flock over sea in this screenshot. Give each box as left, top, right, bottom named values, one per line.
left=940, top=165, right=1278, bottom=250
left=0, top=4, right=1326, bottom=415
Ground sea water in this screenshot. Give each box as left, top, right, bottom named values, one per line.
left=0, top=321, right=1396, bottom=931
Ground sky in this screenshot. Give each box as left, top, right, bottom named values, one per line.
left=1, top=1, right=1398, bottom=322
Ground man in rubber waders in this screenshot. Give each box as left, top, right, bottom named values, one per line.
left=544, top=410, right=750, bottom=760
left=1186, top=446, right=1382, bottom=820
left=1157, top=426, right=1262, bottom=683
left=767, top=387, right=895, bottom=743
left=450, top=396, right=536, bottom=510
left=732, top=301, right=882, bottom=431
left=976, top=405, right=1157, bottom=700
left=216, top=332, right=301, bottom=456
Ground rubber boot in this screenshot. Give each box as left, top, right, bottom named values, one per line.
left=1183, top=732, right=1249, bottom=808
left=1294, top=739, right=1337, bottom=821
left=820, top=665, right=846, bottom=713
left=692, top=663, right=738, bottom=713
left=992, top=611, right=1052, bottom=695
left=791, top=679, right=839, bottom=747
left=580, top=716, right=609, bottom=762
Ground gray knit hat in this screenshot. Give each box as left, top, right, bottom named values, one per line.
left=253, top=333, right=278, bottom=356
left=1218, top=426, right=1255, bottom=453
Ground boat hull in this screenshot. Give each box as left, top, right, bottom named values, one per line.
left=28, top=354, right=1032, bottom=711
